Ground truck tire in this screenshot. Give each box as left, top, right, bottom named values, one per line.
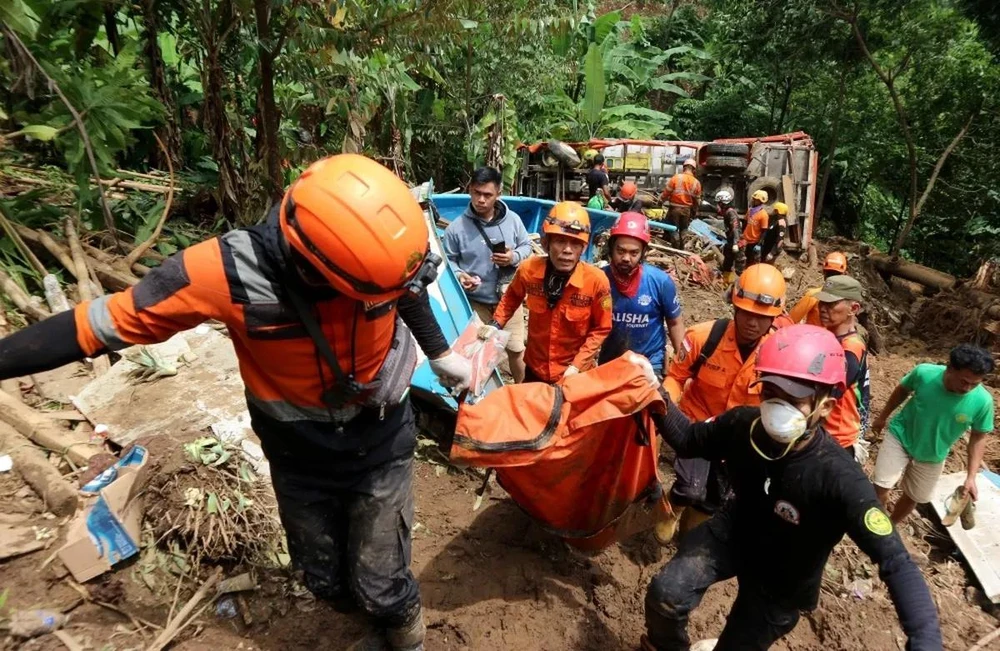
left=704, top=143, right=749, bottom=157
left=704, top=156, right=748, bottom=171
left=748, top=176, right=782, bottom=204
left=548, top=140, right=581, bottom=167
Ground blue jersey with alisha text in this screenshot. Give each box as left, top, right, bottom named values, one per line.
left=599, top=263, right=682, bottom=370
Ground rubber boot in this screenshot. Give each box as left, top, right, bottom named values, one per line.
left=386, top=604, right=426, bottom=651
left=653, top=505, right=685, bottom=545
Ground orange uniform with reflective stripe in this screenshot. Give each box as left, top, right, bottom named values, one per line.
left=789, top=287, right=822, bottom=326
left=493, top=256, right=612, bottom=383
left=742, top=205, right=769, bottom=244
left=824, top=332, right=869, bottom=448
left=73, top=230, right=398, bottom=422
left=661, top=171, right=702, bottom=207
left=665, top=320, right=766, bottom=422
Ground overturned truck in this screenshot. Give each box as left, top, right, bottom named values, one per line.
left=516, top=132, right=819, bottom=252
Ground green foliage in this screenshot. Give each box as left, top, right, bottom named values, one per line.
left=0, top=0, right=997, bottom=276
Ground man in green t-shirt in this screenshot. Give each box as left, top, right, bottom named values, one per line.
left=871, top=344, right=996, bottom=524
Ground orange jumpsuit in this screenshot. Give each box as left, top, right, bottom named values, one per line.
left=494, top=256, right=612, bottom=382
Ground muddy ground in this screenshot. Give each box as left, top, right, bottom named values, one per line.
left=2, top=242, right=1000, bottom=651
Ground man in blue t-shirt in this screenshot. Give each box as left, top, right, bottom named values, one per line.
left=599, top=212, right=684, bottom=377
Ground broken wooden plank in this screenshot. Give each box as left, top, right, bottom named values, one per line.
left=931, top=471, right=1000, bottom=602
left=0, top=524, right=47, bottom=560
left=0, top=389, right=102, bottom=467
left=0, top=422, right=79, bottom=516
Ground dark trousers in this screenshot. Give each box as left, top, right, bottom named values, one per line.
left=743, top=243, right=761, bottom=267
left=645, top=514, right=800, bottom=650
left=667, top=206, right=694, bottom=244
left=257, top=405, right=420, bottom=629
left=721, top=236, right=746, bottom=275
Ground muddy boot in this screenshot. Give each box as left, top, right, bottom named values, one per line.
left=346, top=633, right=390, bottom=651
left=386, top=604, right=426, bottom=651
left=639, top=634, right=658, bottom=650
left=653, top=505, right=684, bottom=545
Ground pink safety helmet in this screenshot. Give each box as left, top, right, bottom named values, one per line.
left=755, top=324, right=847, bottom=397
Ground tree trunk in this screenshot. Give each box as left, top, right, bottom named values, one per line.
left=868, top=253, right=956, bottom=291
left=104, top=5, right=121, bottom=57
left=815, top=67, right=848, bottom=221
left=253, top=0, right=284, bottom=202
left=199, top=4, right=242, bottom=223
left=891, top=109, right=977, bottom=256
left=140, top=0, right=183, bottom=168
left=774, top=75, right=793, bottom=133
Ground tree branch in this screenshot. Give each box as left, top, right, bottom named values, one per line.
left=915, top=109, right=978, bottom=216
left=124, top=132, right=174, bottom=268
left=3, top=26, right=120, bottom=247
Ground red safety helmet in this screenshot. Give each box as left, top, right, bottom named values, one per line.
left=823, top=252, right=848, bottom=274
left=619, top=181, right=638, bottom=200
left=609, top=211, right=651, bottom=245
left=756, top=324, right=847, bottom=397
left=279, top=154, right=437, bottom=303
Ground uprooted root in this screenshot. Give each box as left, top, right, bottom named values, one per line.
left=144, top=437, right=287, bottom=569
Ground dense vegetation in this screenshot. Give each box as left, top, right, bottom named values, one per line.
left=1, top=0, right=998, bottom=282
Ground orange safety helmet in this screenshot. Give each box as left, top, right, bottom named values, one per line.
left=543, top=201, right=592, bottom=245
left=823, top=251, right=848, bottom=274
left=619, top=181, right=638, bottom=200
left=732, top=264, right=787, bottom=317
left=279, top=154, right=437, bottom=303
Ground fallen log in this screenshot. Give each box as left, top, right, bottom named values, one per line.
left=13, top=224, right=80, bottom=279
left=0, top=422, right=79, bottom=516
left=0, top=389, right=102, bottom=467
left=84, top=243, right=151, bottom=276
left=88, top=256, right=139, bottom=291
left=868, top=253, right=956, bottom=291
left=65, top=219, right=111, bottom=375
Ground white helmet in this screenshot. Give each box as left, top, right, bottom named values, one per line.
left=715, top=189, right=734, bottom=204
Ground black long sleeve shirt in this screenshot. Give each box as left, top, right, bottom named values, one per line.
left=652, top=399, right=942, bottom=651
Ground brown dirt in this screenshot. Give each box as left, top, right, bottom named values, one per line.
left=3, top=242, right=1000, bottom=651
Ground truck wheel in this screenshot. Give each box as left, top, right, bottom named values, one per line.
left=748, top=176, right=782, bottom=204
left=703, top=143, right=749, bottom=157
left=704, top=156, right=748, bottom=171
left=548, top=140, right=581, bottom=167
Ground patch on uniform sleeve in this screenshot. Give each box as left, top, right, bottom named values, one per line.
left=600, top=294, right=612, bottom=311
left=863, top=507, right=893, bottom=536
left=133, top=251, right=191, bottom=311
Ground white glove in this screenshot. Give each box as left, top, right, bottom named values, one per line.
left=562, top=365, right=579, bottom=379
left=625, top=352, right=658, bottom=387
left=731, top=244, right=739, bottom=253
left=853, top=438, right=871, bottom=465
left=429, top=352, right=472, bottom=393
left=477, top=324, right=499, bottom=340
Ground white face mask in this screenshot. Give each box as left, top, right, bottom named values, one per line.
left=759, top=398, right=809, bottom=443
left=751, top=398, right=814, bottom=461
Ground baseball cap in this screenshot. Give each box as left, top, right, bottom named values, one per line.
left=815, top=275, right=864, bottom=303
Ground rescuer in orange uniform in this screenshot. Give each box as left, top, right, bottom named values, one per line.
left=739, top=189, right=770, bottom=265
left=789, top=251, right=848, bottom=326
left=816, top=275, right=871, bottom=460
left=658, top=264, right=788, bottom=540
left=482, top=202, right=612, bottom=383
left=660, top=159, right=702, bottom=245
left=0, top=155, right=474, bottom=651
